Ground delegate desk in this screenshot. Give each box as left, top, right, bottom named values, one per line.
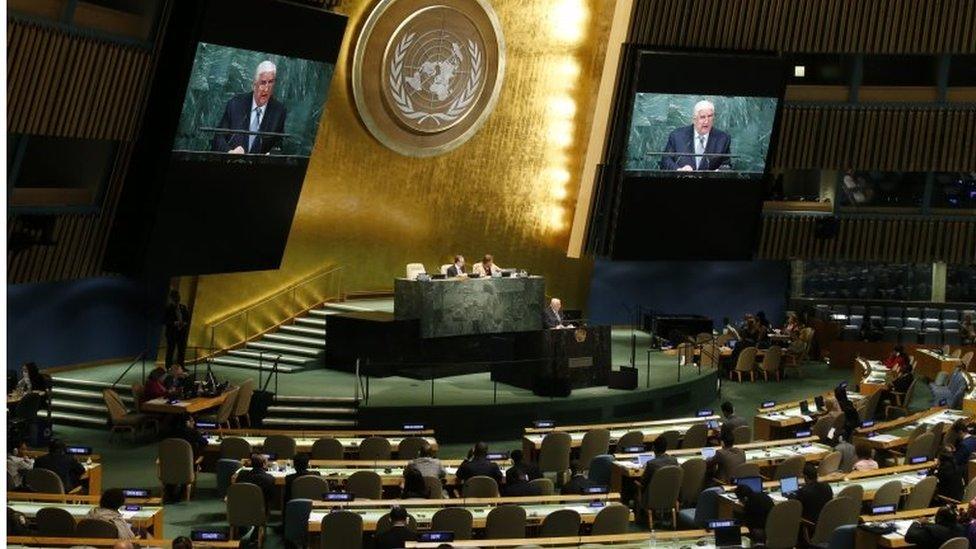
left=853, top=506, right=957, bottom=549
left=859, top=359, right=890, bottom=396
left=406, top=530, right=751, bottom=548
left=141, top=393, right=228, bottom=415
left=22, top=450, right=102, bottom=495
left=609, top=437, right=832, bottom=492
left=7, top=493, right=164, bottom=537
left=752, top=392, right=864, bottom=440
left=716, top=462, right=934, bottom=518
left=855, top=408, right=971, bottom=452
left=394, top=276, right=545, bottom=338
left=202, top=429, right=437, bottom=460
left=7, top=538, right=239, bottom=549
left=521, top=415, right=719, bottom=458
left=307, top=494, right=628, bottom=533
left=912, top=348, right=964, bottom=380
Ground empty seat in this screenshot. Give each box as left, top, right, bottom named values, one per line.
left=848, top=315, right=864, bottom=327
left=905, top=318, right=923, bottom=330
left=906, top=307, right=921, bottom=319
left=263, top=435, right=297, bottom=460
left=943, top=310, right=960, bottom=321
left=923, top=308, right=942, bottom=320
left=882, top=326, right=900, bottom=342
left=900, top=327, right=919, bottom=344
left=841, top=326, right=860, bottom=340
left=886, top=306, right=905, bottom=319
left=944, top=319, right=961, bottom=330
left=868, top=306, right=885, bottom=318
left=923, top=328, right=942, bottom=345
left=924, top=319, right=942, bottom=330
left=358, top=437, right=392, bottom=460
left=832, top=304, right=849, bottom=316
left=945, top=329, right=962, bottom=346
left=885, top=317, right=904, bottom=329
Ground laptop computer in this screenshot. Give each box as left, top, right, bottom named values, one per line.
left=814, top=395, right=825, bottom=411
left=701, top=447, right=717, bottom=460
left=779, top=476, right=799, bottom=496
left=734, top=476, right=764, bottom=494
left=636, top=453, right=656, bottom=467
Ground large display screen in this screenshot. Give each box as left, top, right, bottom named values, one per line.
left=173, top=43, right=334, bottom=159
left=623, top=51, right=785, bottom=180
left=625, top=93, right=778, bottom=174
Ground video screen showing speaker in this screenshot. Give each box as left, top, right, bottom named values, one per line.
left=107, top=0, right=347, bottom=276
left=173, top=43, right=334, bottom=159
left=624, top=51, right=785, bottom=179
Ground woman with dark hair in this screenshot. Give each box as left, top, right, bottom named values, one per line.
left=143, top=367, right=169, bottom=402
left=172, top=537, right=193, bottom=549
left=882, top=345, right=910, bottom=373
left=401, top=464, right=429, bottom=499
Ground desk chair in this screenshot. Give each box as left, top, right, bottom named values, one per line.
left=591, top=502, right=631, bottom=535
left=679, top=458, right=706, bottom=507
left=227, top=483, right=266, bottom=543
left=263, top=434, right=297, bottom=460
left=432, top=507, right=473, bottom=539
left=682, top=423, right=708, bottom=449
left=644, top=464, right=682, bottom=529
left=836, top=484, right=864, bottom=505
left=292, top=475, right=329, bottom=500
left=529, top=477, right=554, bottom=495
left=376, top=512, right=417, bottom=535
left=485, top=504, right=526, bottom=539
left=396, top=436, right=427, bottom=460
left=463, top=475, right=499, bottom=498
left=774, top=456, right=805, bottom=480
left=807, top=497, right=859, bottom=548
left=871, top=480, right=903, bottom=509
left=765, top=499, right=802, bottom=549
left=199, top=387, right=239, bottom=429
left=233, top=378, right=255, bottom=428
left=159, top=437, right=196, bottom=501
left=539, top=432, right=572, bottom=485
left=25, top=468, right=65, bottom=494
left=540, top=508, right=581, bottom=537
left=36, top=507, right=76, bottom=536
left=321, top=510, right=363, bottom=549
left=283, top=498, right=312, bottom=549
left=405, top=263, right=426, bottom=280
left=311, top=437, right=344, bottom=460
left=615, top=431, right=645, bottom=451
left=75, top=518, right=119, bottom=538
left=904, top=476, right=937, bottom=510
left=346, top=470, right=382, bottom=499
left=578, top=429, right=610, bottom=470
left=358, top=437, right=392, bottom=460
left=220, top=437, right=252, bottom=460
left=816, top=451, right=842, bottom=476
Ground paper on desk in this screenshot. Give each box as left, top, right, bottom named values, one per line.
left=869, top=434, right=899, bottom=442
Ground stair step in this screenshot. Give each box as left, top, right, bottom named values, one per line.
left=247, top=341, right=323, bottom=357
left=266, top=405, right=358, bottom=415
left=227, top=349, right=312, bottom=365
left=210, top=356, right=305, bottom=373
left=51, top=377, right=134, bottom=395
left=262, top=333, right=325, bottom=348
left=50, top=400, right=109, bottom=414
left=295, top=317, right=327, bottom=327
left=263, top=417, right=357, bottom=428
left=50, top=411, right=108, bottom=427
left=308, top=309, right=340, bottom=318
left=51, top=387, right=134, bottom=403
left=274, top=395, right=358, bottom=405
left=279, top=325, right=327, bottom=337
left=322, top=302, right=374, bottom=313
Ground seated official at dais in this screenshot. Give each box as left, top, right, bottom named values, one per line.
left=471, top=254, right=502, bottom=277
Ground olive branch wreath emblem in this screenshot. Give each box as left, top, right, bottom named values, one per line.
left=388, top=32, right=483, bottom=126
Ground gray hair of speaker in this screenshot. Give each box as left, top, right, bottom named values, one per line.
left=693, top=100, right=715, bottom=116
left=254, top=60, right=277, bottom=81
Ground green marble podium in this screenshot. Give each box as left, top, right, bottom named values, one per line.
left=394, top=276, right=545, bottom=338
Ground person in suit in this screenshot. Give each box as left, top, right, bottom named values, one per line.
left=33, top=440, right=85, bottom=492
left=640, top=436, right=678, bottom=488
left=659, top=100, right=732, bottom=171
left=374, top=505, right=417, bottom=549
left=164, top=289, right=190, bottom=368
left=283, top=453, right=319, bottom=504
left=471, top=254, right=502, bottom=277
left=400, top=464, right=430, bottom=499
left=561, top=460, right=597, bottom=494
left=456, top=442, right=503, bottom=491
left=445, top=255, right=466, bottom=277
left=211, top=60, right=287, bottom=155
left=508, top=449, right=542, bottom=481
left=720, top=401, right=748, bottom=439
left=503, top=466, right=542, bottom=497
left=235, top=453, right=277, bottom=507
left=707, top=430, right=745, bottom=484
left=786, top=463, right=833, bottom=522
left=543, top=298, right=572, bottom=329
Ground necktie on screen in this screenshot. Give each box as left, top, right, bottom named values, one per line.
left=249, top=107, right=263, bottom=152
left=696, top=135, right=706, bottom=169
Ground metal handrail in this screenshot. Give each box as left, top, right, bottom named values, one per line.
left=206, top=265, right=343, bottom=353
left=209, top=265, right=343, bottom=329
left=110, top=351, right=148, bottom=389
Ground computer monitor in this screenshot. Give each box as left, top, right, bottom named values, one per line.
left=779, top=476, right=798, bottom=495
left=814, top=395, right=825, bottom=411
left=735, top=476, right=763, bottom=494
left=707, top=419, right=720, bottom=430
left=637, top=453, right=656, bottom=466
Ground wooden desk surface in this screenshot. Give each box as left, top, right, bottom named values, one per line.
left=7, top=498, right=164, bottom=537
left=204, top=434, right=438, bottom=454
left=6, top=537, right=240, bottom=549
left=141, top=393, right=227, bottom=414
left=522, top=416, right=717, bottom=451
left=855, top=407, right=971, bottom=450
left=405, top=530, right=744, bottom=548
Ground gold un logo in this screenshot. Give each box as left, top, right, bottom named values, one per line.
left=352, top=0, right=505, bottom=157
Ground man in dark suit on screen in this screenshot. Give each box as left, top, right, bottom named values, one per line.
left=211, top=60, right=287, bottom=155
left=658, top=100, right=732, bottom=171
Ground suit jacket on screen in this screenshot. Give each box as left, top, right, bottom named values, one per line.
left=211, top=93, right=287, bottom=154
left=658, top=125, right=732, bottom=171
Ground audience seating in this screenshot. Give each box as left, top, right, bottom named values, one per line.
left=732, top=347, right=758, bottom=382
left=320, top=510, right=363, bottom=549
left=590, top=503, right=631, bottom=535
left=199, top=387, right=240, bottom=429
left=538, top=432, right=571, bottom=484
left=539, top=508, right=581, bottom=536
left=423, top=476, right=444, bottom=499
left=396, top=436, right=428, bottom=460
left=681, top=423, right=708, bottom=448
left=903, top=476, right=937, bottom=510
left=75, top=518, right=119, bottom=538
left=870, top=480, right=902, bottom=508
left=529, top=477, right=554, bottom=495
left=25, top=468, right=67, bottom=494
left=375, top=511, right=418, bottom=534
left=292, top=475, right=330, bottom=500
left=215, top=458, right=241, bottom=497
left=158, top=438, right=196, bottom=501
left=226, top=483, right=266, bottom=542
left=431, top=507, right=473, bottom=539
left=463, top=475, right=500, bottom=498
left=220, top=437, right=252, bottom=460
left=587, top=454, right=614, bottom=485
left=816, top=451, right=842, bottom=476
left=346, top=470, right=383, bottom=499
left=807, top=497, right=860, bottom=547
left=233, top=378, right=256, bottom=428
left=36, top=506, right=76, bottom=536
left=677, top=486, right=722, bottom=528
left=103, top=388, right=157, bottom=442
left=836, top=484, right=863, bottom=505
left=766, top=499, right=802, bottom=549
left=358, top=436, right=393, bottom=460
left=263, top=434, right=297, bottom=459
left=678, top=458, right=706, bottom=507
left=578, top=429, right=610, bottom=469
left=310, top=437, right=345, bottom=460
left=283, top=498, right=313, bottom=548
left=643, top=465, right=682, bottom=528
left=485, top=504, right=527, bottom=539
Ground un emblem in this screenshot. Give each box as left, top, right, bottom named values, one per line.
left=352, top=0, right=505, bottom=157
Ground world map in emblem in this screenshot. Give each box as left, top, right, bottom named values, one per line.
left=385, top=8, right=486, bottom=133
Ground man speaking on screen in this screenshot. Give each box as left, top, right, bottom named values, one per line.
left=211, top=60, right=287, bottom=155
left=658, top=100, right=731, bottom=171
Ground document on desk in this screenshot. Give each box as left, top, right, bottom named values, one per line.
left=869, top=434, right=899, bottom=443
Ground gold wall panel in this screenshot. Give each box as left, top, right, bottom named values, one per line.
left=187, top=0, right=615, bottom=348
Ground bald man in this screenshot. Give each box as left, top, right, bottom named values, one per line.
left=659, top=99, right=731, bottom=171
left=543, top=298, right=571, bottom=329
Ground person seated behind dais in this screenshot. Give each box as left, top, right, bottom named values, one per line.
left=446, top=255, right=466, bottom=278
left=471, top=254, right=502, bottom=277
